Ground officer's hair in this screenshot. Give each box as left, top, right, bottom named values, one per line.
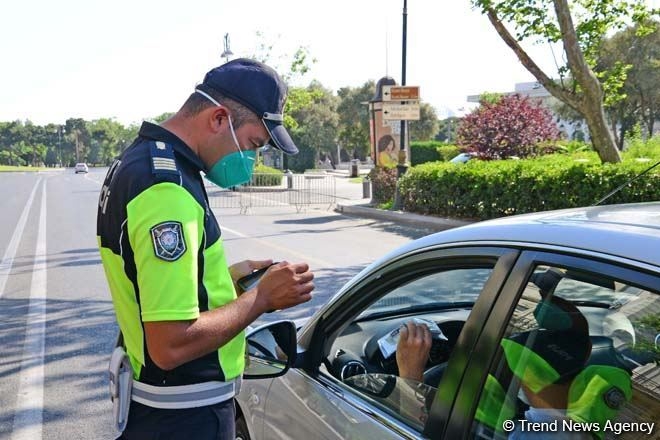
left=181, top=91, right=258, bottom=128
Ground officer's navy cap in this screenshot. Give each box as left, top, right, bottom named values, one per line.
left=197, top=58, right=298, bottom=155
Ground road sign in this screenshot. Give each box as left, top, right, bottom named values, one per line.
left=382, top=102, right=420, bottom=120
left=383, top=119, right=401, bottom=134
left=382, top=85, right=420, bottom=101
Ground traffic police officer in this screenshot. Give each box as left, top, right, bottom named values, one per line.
left=97, top=59, right=315, bottom=439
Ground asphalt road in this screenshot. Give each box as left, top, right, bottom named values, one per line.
left=0, top=167, right=434, bottom=440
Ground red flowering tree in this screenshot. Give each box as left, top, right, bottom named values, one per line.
left=457, top=94, right=560, bottom=160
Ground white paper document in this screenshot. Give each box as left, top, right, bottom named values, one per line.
left=377, top=318, right=448, bottom=359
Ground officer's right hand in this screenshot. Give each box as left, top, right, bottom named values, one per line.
left=254, top=261, right=314, bottom=313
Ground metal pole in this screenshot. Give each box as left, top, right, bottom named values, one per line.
left=392, top=0, right=408, bottom=210
left=400, top=0, right=407, bottom=151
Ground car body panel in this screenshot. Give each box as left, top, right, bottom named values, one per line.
left=237, top=203, right=660, bottom=440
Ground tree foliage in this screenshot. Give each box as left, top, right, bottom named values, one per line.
left=285, top=81, right=339, bottom=172
left=457, top=94, right=560, bottom=159
left=597, top=19, right=660, bottom=147
left=472, top=0, right=658, bottom=163
left=336, top=81, right=374, bottom=160
left=409, top=102, right=440, bottom=141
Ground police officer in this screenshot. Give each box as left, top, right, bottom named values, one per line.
left=97, top=58, right=315, bottom=439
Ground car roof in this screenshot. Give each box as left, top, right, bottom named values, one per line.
left=383, top=202, right=660, bottom=269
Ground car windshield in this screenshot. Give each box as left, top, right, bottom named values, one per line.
left=357, top=267, right=492, bottom=320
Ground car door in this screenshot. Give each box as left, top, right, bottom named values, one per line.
left=434, top=249, right=660, bottom=439
left=261, top=246, right=520, bottom=439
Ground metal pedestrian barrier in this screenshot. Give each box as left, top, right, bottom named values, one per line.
left=206, top=173, right=337, bottom=213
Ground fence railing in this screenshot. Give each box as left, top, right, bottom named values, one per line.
left=205, top=173, right=336, bottom=213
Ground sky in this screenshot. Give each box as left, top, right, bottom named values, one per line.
left=1, top=0, right=657, bottom=126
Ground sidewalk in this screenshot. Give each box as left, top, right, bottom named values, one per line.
left=331, top=172, right=473, bottom=232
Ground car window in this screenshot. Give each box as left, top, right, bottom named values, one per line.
left=328, top=266, right=494, bottom=432
left=471, top=265, right=660, bottom=439
left=358, top=268, right=491, bottom=319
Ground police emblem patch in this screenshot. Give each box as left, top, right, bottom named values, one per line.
left=603, top=386, right=625, bottom=409
left=150, top=221, right=186, bottom=261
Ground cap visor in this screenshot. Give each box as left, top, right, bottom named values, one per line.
left=263, top=120, right=298, bottom=155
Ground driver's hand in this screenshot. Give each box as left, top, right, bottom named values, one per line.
left=396, top=321, right=432, bottom=382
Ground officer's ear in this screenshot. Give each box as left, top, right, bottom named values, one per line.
left=209, top=106, right=230, bottom=133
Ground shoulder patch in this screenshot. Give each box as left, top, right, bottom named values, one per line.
left=150, top=221, right=186, bottom=261
left=150, top=141, right=180, bottom=177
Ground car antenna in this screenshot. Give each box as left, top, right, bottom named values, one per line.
left=594, top=159, right=660, bottom=206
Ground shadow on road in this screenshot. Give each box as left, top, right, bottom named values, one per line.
left=254, top=264, right=366, bottom=327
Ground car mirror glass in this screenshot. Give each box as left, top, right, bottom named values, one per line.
left=244, top=320, right=296, bottom=379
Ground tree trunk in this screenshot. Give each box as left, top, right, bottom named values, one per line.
left=484, top=2, right=622, bottom=163
left=582, top=105, right=622, bottom=160
left=553, top=0, right=622, bottom=163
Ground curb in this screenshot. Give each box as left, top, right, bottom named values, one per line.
left=335, top=202, right=474, bottom=232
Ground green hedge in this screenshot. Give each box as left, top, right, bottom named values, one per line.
left=410, top=141, right=443, bottom=165
left=436, top=144, right=461, bottom=162
left=398, top=153, right=660, bottom=221
left=251, top=164, right=284, bottom=186
left=410, top=141, right=462, bottom=165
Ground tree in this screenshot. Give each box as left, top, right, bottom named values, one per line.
left=472, top=0, right=658, bottom=163
left=456, top=94, right=560, bottom=159
left=597, top=20, right=660, bottom=146
left=336, top=81, right=374, bottom=161
left=65, top=118, right=90, bottom=165
left=286, top=81, right=339, bottom=172
left=151, top=112, right=174, bottom=124
left=408, top=102, right=440, bottom=141
left=436, top=117, right=462, bottom=143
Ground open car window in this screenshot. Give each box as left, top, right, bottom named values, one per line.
left=328, top=265, right=495, bottom=432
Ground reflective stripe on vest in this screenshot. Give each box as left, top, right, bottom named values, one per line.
left=131, top=378, right=241, bottom=409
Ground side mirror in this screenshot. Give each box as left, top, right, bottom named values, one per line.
left=243, top=320, right=297, bottom=379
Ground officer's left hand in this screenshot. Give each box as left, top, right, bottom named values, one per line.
left=229, top=259, right=273, bottom=293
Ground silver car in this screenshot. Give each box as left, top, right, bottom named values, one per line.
left=240, top=203, right=660, bottom=439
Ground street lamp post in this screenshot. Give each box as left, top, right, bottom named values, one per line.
left=392, top=0, right=408, bottom=211
left=221, top=33, right=234, bottom=64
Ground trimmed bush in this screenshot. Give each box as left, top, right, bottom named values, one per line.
left=399, top=153, right=660, bottom=221
left=457, top=94, right=560, bottom=159
left=368, top=166, right=398, bottom=204
left=251, top=164, right=284, bottom=186
left=436, top=144, right=461, bottom=162
left=410, top=141, right=443, bottom=165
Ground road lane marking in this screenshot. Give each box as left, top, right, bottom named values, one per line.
left=0, top=178, right=42, bottom=299
left=84, top=172, right=103, bottom=185
left=221, top=225, right=334, bottom=268
left=11, top=180, right=47, bottom=440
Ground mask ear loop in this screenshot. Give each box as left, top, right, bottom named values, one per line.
left=227, top=114, right=255, bottom=178
left=226, top=115, right=244, bottom=158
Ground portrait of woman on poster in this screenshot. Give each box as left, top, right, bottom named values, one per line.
left=378, top=135, right=398, bottom=168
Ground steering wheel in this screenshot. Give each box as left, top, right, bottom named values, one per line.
left=423, top=362, right=448, bottom=388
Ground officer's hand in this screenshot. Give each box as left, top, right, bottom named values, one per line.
left=254, top=261, right=314, bottom=313
left=229, top=259, right=273, bottom=293
left=396, top=321, right=432, bottom=382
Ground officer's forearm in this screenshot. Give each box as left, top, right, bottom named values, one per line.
left=144, top=290, right=268, bottom=371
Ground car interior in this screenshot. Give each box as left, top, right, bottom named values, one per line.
left=321, top=267, right=493, bottom=390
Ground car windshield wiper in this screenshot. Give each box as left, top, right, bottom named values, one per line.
left=355, top=301, right=475, bottom=322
